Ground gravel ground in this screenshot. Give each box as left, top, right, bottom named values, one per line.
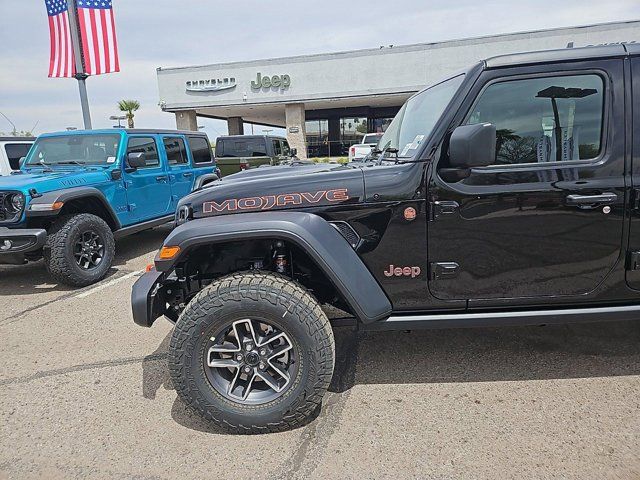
left=1, top=225, right=639, bottom=479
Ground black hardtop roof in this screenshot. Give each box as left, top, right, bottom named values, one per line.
left=0, top=136, right=35, bottom=142
left=485, top=43, right=636, bottom=69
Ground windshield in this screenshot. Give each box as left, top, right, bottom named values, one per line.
left=26, top=134, right=121, bottom=166
left=377, top=74, right=465, bottom=159
left=362, top=134, right=381, bottom=145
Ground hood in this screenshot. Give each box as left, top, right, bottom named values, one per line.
left=184, top=163, right=365, bottom=219
left=0, top=167, right=110, bottom=194
left=219, top=162, right=351, bottom=184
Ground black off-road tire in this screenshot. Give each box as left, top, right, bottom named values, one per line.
left=169, top=272, right=335, bottom=434
left=44, top=213, right=115, bottom=287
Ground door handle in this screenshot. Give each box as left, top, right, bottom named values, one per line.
left=566, top=192, right=617, bottom=209
left=182, top=172, right=193, bottom=178
left=156, top=175, right=168, bottom=182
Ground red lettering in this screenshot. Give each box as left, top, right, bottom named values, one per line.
left=261, top=195, right=276, bottom=210
left=203, top=199, right=237, bottom=213
left=238, top=197, right=263, bottom=210
left=300, top=191, right=326, bottom=203
left=277, top=193, right=302, bottom=206
left=326, top=188, right=349, bottom=202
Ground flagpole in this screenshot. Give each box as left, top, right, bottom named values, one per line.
left=65, top=0, right=92, bottom=129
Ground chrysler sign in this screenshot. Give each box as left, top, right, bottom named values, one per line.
left=186, top=77, right=237, bottom=92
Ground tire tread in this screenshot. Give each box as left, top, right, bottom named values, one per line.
left=169, top=271, right=335, bottom=434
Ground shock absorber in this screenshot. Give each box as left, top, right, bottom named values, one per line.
left=273, top=241, right=288, bottom=274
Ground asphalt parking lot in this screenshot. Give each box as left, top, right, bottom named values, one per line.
left=1, top=226, right=639, bottom=479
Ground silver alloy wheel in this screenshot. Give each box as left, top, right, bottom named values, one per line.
left=204, top=318, right=297, bottom=404
left=73, top=230, right=105, bottom=270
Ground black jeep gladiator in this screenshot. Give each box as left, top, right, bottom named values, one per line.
left=132, top=44, right=640, bottom=433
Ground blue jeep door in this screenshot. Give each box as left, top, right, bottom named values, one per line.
left=186, top=134, right=217, bottom=180
left=162, top=136, right=192, bottom=206
left=123, top=135, right=172, bottom=221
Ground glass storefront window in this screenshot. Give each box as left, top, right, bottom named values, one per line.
left=339, top=117, right=368, bottom=155
left=372, top=118, right=393, bottom=133
left=340, top=117, right=367, bottom=142
left=305, top=119, right=329, bottom=157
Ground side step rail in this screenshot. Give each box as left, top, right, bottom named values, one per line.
left=365, top=304, right=640, bottom=331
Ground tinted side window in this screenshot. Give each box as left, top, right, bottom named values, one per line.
left=466, top=74, right=604, bottom=165
left=163, top=137, right=188, bottom=165
left=216, top=138, right=267, bottom=157
left=127, top=137, right=159, bottom=168
left=5, top=144, right=32, bottom=170
left=281, top=140, right=291, bottom=156
left=272, top=139, right=282, bottom=155
left=188, top=136, right=212, bottom=164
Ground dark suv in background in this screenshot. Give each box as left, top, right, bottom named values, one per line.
left=214, top=135, right=298, bottom=176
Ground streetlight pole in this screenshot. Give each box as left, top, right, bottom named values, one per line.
left=66, top=0, right=92, bottom=129
left=109, top=115, right=126, bottom=128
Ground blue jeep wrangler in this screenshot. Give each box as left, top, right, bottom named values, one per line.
left=0, top=129, right=220, bottom=287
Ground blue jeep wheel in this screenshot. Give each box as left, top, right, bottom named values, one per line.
left=44, top=213, right=115, bottom=287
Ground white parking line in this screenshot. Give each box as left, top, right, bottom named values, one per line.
left=75, top=270, right=141, bottom=299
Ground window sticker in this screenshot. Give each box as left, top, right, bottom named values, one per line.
left=106, top=156, right=116, bottom=164
left=401, top=135, right=426, bottom=156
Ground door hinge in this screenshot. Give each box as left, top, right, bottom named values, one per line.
left=633, top=190, right=640, bottom=211
left=429, top=262, right=460, bottom=280
left=429, top=200, right=459, bottom=221
left=627, top=251, right=640, bottom=270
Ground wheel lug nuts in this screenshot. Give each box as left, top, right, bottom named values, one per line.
left=236, top=354, right=243, bottom=361
left=259, top=362, right=265, bottom=370
left=244, top=366, right=252, bottom=373
left=245, top=343, right=253, bottom=351
left=259, top=349, right=266, bottom=356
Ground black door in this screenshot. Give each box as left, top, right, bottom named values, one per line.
left=428, top=59, right=627, bottom=306
left=627, top=53, right=640, bottom=290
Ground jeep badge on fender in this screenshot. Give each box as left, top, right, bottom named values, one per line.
left=384, top=265, right=422, bottom=278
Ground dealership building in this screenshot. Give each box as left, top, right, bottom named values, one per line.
left=156, top=20, right=639, bottom=158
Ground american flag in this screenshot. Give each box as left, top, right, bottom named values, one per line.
left=77, top=0, right=120, bottom=75
left=45, top=0, right=76, bottom=78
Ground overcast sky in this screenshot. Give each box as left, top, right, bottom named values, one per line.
left=1, top=0, right=639, bottom=139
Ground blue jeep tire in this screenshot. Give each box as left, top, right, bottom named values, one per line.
left=44, top=213, right=116, bottom=287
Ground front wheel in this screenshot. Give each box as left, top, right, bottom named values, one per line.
left=44, top=213, right=115, bottom=287
left=169, top=272, right=335, bottom=433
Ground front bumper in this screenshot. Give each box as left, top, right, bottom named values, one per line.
left=0, top=227, right=47, bottom=260
left=131, top=269, right=166, bottom=327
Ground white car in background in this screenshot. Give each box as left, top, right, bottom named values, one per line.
left=348, top=133, right=383, bottom=162
left=0, top=137, right=34, bottom=175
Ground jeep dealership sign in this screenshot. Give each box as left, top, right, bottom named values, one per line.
left=251, top=73, right=291, bottom=91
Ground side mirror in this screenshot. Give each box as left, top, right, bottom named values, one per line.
left=449, top=123, right=496, bottom=169
left=18, top=157, right=26, bottom=169
left=290, top=148, right=297, bottom=157
left=127, top=152, right=146, bottom=170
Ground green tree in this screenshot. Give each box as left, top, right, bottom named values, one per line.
left=117, top=100, right=140, bottom=128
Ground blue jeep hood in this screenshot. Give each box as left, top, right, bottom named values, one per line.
left=0, top=168, right=109, bottom=194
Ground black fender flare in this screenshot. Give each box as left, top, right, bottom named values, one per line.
left=155, top=211, right=392, bottom=324
left=27, top=186, right=121, bottom=229
left=192, top=173, right=220, bottom=191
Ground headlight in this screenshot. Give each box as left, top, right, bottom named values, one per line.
left=9, top=193, right=25, bottom=212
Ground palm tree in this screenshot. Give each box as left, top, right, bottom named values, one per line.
left=117, top=100, right=140, bottom=128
